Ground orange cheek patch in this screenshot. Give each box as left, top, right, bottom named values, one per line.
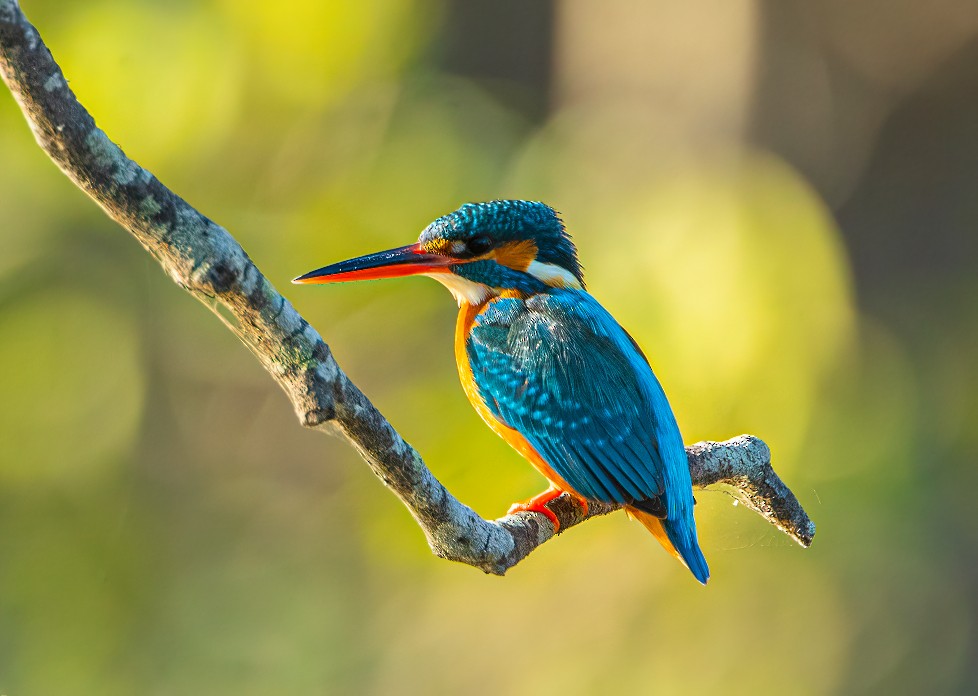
left=493, top=239, right=537, bottom=271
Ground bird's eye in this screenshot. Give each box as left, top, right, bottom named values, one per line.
left=467, top=235, right=493, bottom=255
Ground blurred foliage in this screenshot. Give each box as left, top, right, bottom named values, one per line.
left=1, top=0, right=976, bottom=694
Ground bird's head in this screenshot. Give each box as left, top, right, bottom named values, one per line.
left=292, top=200, right=584, bottom=305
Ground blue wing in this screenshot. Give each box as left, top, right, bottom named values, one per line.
left=466, top=289, right=692, bottom=522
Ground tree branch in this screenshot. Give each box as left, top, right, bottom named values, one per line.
left=0, top=0, right=814, bottom=575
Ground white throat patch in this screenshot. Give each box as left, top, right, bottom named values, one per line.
left=426, top=273, right=494, bottom=307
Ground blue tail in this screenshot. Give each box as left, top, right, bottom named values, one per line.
left=630, top=508, right=710, bottom=584
left=664, top=517, right=710, bottom=585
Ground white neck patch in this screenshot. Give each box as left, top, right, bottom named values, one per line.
left=526, top=260, right=583, bottom=289
left=426, top=273, right=495, bottom=307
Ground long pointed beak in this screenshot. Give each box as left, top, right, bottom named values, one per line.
left=292, top=243, right=455, bottom=285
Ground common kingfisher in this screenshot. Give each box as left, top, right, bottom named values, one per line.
left=293, top=201, right=709, bottom=584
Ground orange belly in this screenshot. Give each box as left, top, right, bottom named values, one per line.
left=455, top=301, right=578, bottom=495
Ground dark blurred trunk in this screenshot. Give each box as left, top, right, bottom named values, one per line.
left=751, top=5, right=978, bottom=691
left=437, top=0, right=555, bottom=122
left=748, top=0, right=978, bottom=310
left=833, top=39, right=978, bottom=308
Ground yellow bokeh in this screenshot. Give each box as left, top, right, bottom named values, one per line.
left=50, top=2, right=244, bottom=165
left=0, top=291, right=144, bottom=485
left=215, top=0, right=434, bottom=106
left=1, top=0, right=975, bottom=692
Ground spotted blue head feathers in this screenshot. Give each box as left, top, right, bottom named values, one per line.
left=293, top=200, right=709, bottom=583
left=419, top=200, right=584, bottom=287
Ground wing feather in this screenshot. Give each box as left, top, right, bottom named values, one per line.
left=466, top=289, right=689, bottom=518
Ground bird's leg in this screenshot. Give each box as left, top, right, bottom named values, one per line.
left=507, top=487, right=589, bottom=533
left=508, top=487, right=563, bottom=530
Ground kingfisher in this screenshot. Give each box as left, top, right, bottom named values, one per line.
left=293, top=200, right=709, bottom=584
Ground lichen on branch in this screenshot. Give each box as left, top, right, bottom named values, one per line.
left=0, top=0, right=814, bottom=575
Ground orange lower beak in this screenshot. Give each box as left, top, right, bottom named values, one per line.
left=292, top=243, right=454, bottom=284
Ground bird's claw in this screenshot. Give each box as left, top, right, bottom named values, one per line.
left=507, top=487, right=566, bottom=532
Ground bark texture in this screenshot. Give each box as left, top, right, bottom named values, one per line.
left=0, top=0, right=814, bottom=575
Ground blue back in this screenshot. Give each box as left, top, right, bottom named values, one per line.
left=466, top=288, right=708, bottom=581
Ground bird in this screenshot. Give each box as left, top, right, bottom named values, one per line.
left=293, top=200, right=709, bottom=584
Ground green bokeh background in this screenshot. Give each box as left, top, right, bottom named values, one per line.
left=1, top=1, right=976, bottom=693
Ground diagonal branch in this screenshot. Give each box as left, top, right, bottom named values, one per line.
left=0, top=0, right=814, bottom=576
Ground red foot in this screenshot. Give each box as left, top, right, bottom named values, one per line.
left=508, top=487, right=564, bottom=530
left=576, top=495, right=590, bottom=517
left=508, top=488, right=591, bottom=532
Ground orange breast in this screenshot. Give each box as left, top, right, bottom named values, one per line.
left=455, top=301, right=578, bottom=494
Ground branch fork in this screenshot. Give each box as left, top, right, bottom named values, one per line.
left=0, top=0, right=814, bottom=575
